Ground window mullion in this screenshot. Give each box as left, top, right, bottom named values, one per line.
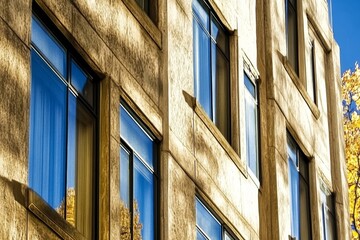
left=130, top=150, right=135, bottom=240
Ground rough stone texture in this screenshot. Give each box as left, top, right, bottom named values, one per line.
left=0, top=0, right=350, bottom=239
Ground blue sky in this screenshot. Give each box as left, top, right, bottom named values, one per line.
left=332, top=0, right=360, bottom=73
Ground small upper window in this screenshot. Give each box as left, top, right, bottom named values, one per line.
left=193, top=0, right=231, bottom=142
left=135, top=0, right=157, bottom=23
left=29, top=14, right=97, bottom=238
left=306, top=39, right=317, bottom=104
left=285, top=0, right=299, bottom=75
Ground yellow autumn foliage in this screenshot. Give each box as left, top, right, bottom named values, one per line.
left=57, top=189, right=143, bottom=239
left=342, top=64, right=360, bottom=239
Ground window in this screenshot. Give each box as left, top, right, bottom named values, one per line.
left=193, top=0, right=231, bottom=141
left=306, top=39, right=317, bottom=103
left=135, top=0, right=157, bottom=23
left=244, top=72, right=259, bottom=178
left=321, top=188, right=336, bottom=240
left=287, top=135, right=311, bottom=240
left=29, top=14, right=96, bottom=238
left=120, top=103, right=158, bottom=240
left=196, top=198, right=236, bottom=240
left=285, top=0, right=299, bottom=75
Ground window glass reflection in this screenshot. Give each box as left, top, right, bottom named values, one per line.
left=31, top=16, right=66, bottom=77
left=196, top=199, right=222, bottom=240
left=71, top=60, right=94, bottom=107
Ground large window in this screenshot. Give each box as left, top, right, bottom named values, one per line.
left=244, top=72, right=259, bottom=178
left=321, top=188, right=336, bottom=240
left=285, top=0, right=299, bottom=75
left=196, top=198, right=236, bottom=240
left=193, top=0, right=231, bottom=141
left=29, top=13, right=96, bottom=238
left=120, top=104, right=158, bottom=240
left=287, top=135, right=311, bottom=240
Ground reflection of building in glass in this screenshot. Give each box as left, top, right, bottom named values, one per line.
left=0, top=0, right=350, bottom=239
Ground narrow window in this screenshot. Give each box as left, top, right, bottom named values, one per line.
left=307, top=39, right=317, bottom=103
left=29, top=14, right=96, bottom=238
left=285, top=0, right=299, bottom=75
left=288, top=135, right=311, bottom=240
left=120, top=104, right=158, bottom=240
left=321, top=188, right=336, bottom=239
left=193, top=0, right=231, bottom=142
left=196, top=198, right=237, bottom=240
left=244, top=73, right=259, bottom=178
left=135, top=0, right=157, bottom=23
left=327, top=0, right=333, bottom=28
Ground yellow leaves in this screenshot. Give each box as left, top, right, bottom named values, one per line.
left=343, top=65, right=360, bottom=238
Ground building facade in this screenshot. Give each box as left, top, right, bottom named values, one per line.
left=0, top=0, right=350, bottom=239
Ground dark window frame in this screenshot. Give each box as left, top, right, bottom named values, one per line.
left=30, top=4, right=99, bottom=239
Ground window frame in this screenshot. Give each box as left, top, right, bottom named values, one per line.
left=306, top=37, right=317, bottom=105
left=321, top=185, right=337, bottom=240
left=29, top=6, right=99, bottom=239
left=287, top=134, right=312, bottom=240
left=119, top=101, right=159, bottom=240
left=244, top=70, right=260, bottom=180
left=192, top=0, right=231, bottom=143
left=195, top=197, right=238, bottom=240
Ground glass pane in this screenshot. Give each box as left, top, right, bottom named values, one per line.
left=196, top=199, right=222, bottom=240
left=193, top=0, right=209, bottom=30
left=67, top=94, right=94, bottom=239
left=306, top=41, right=315, bottom=102
left=71, top=60, right=94, bottom=107
left=120, top=146, right=131, bottom=207
left=120, top=106, right=154, bottom=169
left=289, top=160, right=300, bottom=239
left=300, top=176, right=311, bottom=240
left=245, top=93, right=258, bottom=177
left=287, top=5, right=298, bottom=74
left=120, top=145, right=131, bottom=239
left=244, top=74, right=256, bottom=97
left=194, top=20, right=212, bottom=118
left=31, top=16, right=66, bottom=77
left=134, top=155, right=154, bottom=240
left=211, top=16, right=229, bottom=57
left=29, top=50, right=67, bottom=212
left=325, top=195, right=336, bottom=240
left=213, top=44, right=230, bottom=141
left=287, top=136, right=298, bottom=168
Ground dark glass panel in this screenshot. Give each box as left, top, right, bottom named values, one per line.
left=211, top=16, right=229, bottom=57
left=67, top=93, right=94, bottom=238
left=213, top=44, right=230, bottom=140
left=300, top=176, right=311, bottom=240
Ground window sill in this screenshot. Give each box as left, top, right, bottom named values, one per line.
left=281, top=55, right=320, bottom=120
left=27, top=188, right=86, bottom=240
left=122, top=0, right=162, bottom=48
left=193, top=99, right=248, bottom=178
